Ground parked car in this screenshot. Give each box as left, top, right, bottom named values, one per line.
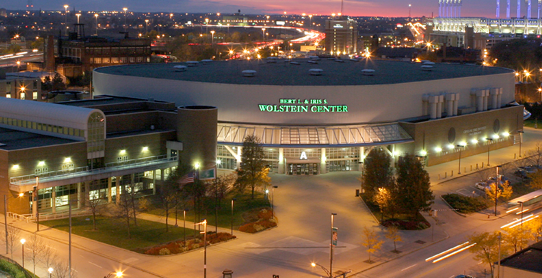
left=475, top=181, right=489, bottom=191
left=450, top=275, right=475, bottom=278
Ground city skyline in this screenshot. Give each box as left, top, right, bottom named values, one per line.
left=2, top=0, right=516, bottom=18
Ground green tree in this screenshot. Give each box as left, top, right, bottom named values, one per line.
left=362, top=227, right=384, bottom=263
left=395, top=155, right=434, bottom=218
left=468, top=231, right=509, bottom=278
left=527, top=217, right=542, bottom=242
left=485, top=180, right=513, bottom=216
left=374, top=187, right=393, bottom=222
left=236, top=135, right=271, bottom=199
left=362, top=148, right=393, bottom=201
left=385, top=225, right=402, bottom=253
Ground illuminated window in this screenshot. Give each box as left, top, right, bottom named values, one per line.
left=5, top=93, right=11, bottom=98
left=33, top=91, right=37, bottom=100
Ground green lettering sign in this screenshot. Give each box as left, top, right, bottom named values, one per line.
left=260, top=99, right=348, bottom=113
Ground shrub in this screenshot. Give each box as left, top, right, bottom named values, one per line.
left=442, top=194, right=488, bottom=213
left=239, top=223, right=257, bottom=233
left=0, top=259, right=27, bottom=278
left=159, top=248, right=171, bottom=255
left=258, top=208, right=273, bottom=220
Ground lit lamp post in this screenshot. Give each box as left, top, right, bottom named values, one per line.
left=195, top=219, right=208, bottom=278
left=48, top=267, right=53, bottom=278
left=538, top=88, right=542, bottom=102
left=271, top=185, right=278, bottom=218
left=35, top=176, right=39, bottom=232
left=76, top=13, right=81, bottom=24
left=123, top=7, right=128, bottom=32
left=456, top=143, right=466, bottom=174
left=262, top=28, right=266, bottom=41
left=20, top=238, right=25, bottom=268
left=64, top=5, right=69, bottom=36
left=518, top=130, right=524, bottom=158
left=330, top=213, right=337, bottom=278
left=311, top=262, right=331, bottom=277
left=210, top=30, right=215, bottom=47
left=94, top=14, right=99, bottom=36
left=183, top=209, right=189, bottom=244
left=486, top=137, right=494, bottom=166
left=309, top=15, right=312, bottom=31
left=230, top=198, right=236, bottom=235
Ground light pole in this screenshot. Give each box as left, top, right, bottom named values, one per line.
left=311, top=262, right=330, bottom=277
left=309, top=15, right=312, bottom=31
left=330, top=213, right=337, bottom=278
left=271, top=185, right=278, bottom=218
left=196, top=219, right=208, bottom=278
left=64, top=5, right=69, bottom=36
left=231, top=198, right=236, bottom=235
left=519, top=201, right=524, bottom=243
left=35, top=177, right=40, bottom=232
left=497, top=232, right=502, bottom=278
left=538, top=88, right=542, bottom=102
left=518, top=130, right=524, bottom=158
left=94, top=14, right=99, bottom=36
left=183, top=209, right=188, bottom=244
left=20, top=238, right=25, bottom=268
left=486, top=137, right=494, bottom=166
left=48, top=267, right=53, bottom=278
left=76, top=13, right=81, bottom=24
left=262, top=28, right=266, bottom=41
left=123, top=7, right=128, bottom=33
left=456, top=143, right=466, bottom=174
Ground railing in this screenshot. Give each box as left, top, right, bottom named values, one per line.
left=38, top=209, right=92, bottom=221
left=7, top=212, right=31, bottom=222
left=10, top=155, right=177, bottom=186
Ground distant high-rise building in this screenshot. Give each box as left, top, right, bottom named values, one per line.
left=0, top=8, right=7, bottom=17
left=324, top=17, right=358, bottom=56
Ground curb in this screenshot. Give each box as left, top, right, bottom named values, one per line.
left=357, top=196, right=381, bottom=225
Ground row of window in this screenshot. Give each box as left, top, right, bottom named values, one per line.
left=90, top=56, right=149, bottom=64
left=0, top=116, right=85, bottom=137
left=217, top=145, right=360, bottom=161
left=5, top=91, right=38, bottom=100
left=86, top=47, right=150, bottom=55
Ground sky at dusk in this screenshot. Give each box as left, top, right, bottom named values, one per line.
left=2, top=0, right=519, bottom=18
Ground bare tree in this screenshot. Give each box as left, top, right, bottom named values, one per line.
left=476, top=168, right=494, bottom=182
left=28, top=233, right=46, bottom=274
left=527, top=143, right=542, bottom=167
left=42, top=244, right=57, bottom=269
left=88, top=181, right=105, bottom=231
left=385, top=225, right=402, bottom=253
left=53, top=259, right=72, bottom=278
left=6, top=225, right=20, bottom=259
left=113, top=186, right=132, bottom=239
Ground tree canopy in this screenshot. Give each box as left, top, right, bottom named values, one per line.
left=395, top=154, right=434, bottom=217
left=236, top=135, right=270, bottom=199
left=363, top=148, right=394, bottom=200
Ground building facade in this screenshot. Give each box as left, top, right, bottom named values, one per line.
left=0, top=96, right=215, bottom=215
left=92, top=59, right=524, bottom=175
left=324, top=17, right=358, bottom=55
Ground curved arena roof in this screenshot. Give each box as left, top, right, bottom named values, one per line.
left=94, top=59, right=513, bottom=86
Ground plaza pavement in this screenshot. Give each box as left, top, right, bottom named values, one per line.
left=2, top=128, right=542, bottom=278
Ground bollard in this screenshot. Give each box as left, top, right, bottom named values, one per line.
left=451, top=170, right=453, bottom=177
left=438, top=174, right=441, bottom=180
left=476, top=163, right=478, bottom=170
left=464, top=167, right=466, bottom=173
left=470, top=165, right=473, bottom=171
left=482, top=162, right=484, bottom=168
left=444, top=172, right=447, bottom=178
left=514, top=153, right=517, bottom=159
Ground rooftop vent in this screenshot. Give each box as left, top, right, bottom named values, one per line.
left=290, top=61, right=300, bottom=65
left=201, top=59, right=213, bottom=65
left=309, top=69, right=323, bottom=76
left=421, top=65, right=434, bottom=71
left=422, top=61, right=435, bottom=65
left=350, top=58, right=361, bottom=62
left=186, top=61, right=199, bottom=67
left=173, top=65, right=187, bottom=72
left=361, top=69, right=375, bottom=76
left=308, top=56, right=320, bottom=61
left=334, top=58, right=345, bottom=63
left=242, top=70, right=257, bottom=77
left=266, top=57, right=278, bottom=63
left=307, top=60, right=318, bottom=64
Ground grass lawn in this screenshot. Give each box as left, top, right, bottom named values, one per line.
left=146, top=191, right=271, bottom=230
left=42, top=216, right=197, bottom=252
left=523, top=119, right=539, bottom=129
left=0, top=259, right=38, bottom=278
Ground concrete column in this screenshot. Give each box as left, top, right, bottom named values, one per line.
left=131, top=173, right=135, bottom=193
left=320, top=148, right=327, bottom=174
left=152, top=170, right=156, bottom=195
left=429, top=96, right=438, bottom=119
left=497, top=89, right=503, bottom=108
left=77, top=182, right=82, bottom=209
left=278, top=148, right=285, bottom=174
left=51, top=187, right=56, bottom=213
left=490, top=89, right=498, bottom=109
left=160, top=169, right=164, bottom=182
left=107, top=177, right=112, bottom=203
left=436, top=95, right=444, bottom=119
left=476, top=91, right=484, bottom=112
left=359, top=147, right=364, bottom=171
left=453, top=93, right=460, bottom=116
left=446, top=98, right=454, bottom=117
left=236, top=147, right=243, bottom=169
left=483, top=90, right=489, bottom=111
left=115, top=177, right=120, bottom=204
left=422, top=94, right=429, bottom=115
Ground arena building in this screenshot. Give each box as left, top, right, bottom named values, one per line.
left=92, top=59, right=525, bottom=176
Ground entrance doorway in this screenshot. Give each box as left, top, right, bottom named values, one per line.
left=288, top=163, right=318, bottom=175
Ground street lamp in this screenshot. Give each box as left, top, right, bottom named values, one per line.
left=309, top=15, right=312, bottom=31
left=64, top=5, right=69, bottom=36
left=518, top=130, right=524, bottom=158
left=123, top=7, right=128, bottom=32
left=330, top=213, right=337, bottom=278
left=20, top=238, right=25, bottom=268
left=48, top=267, right=53, bottom=278
left=456, top=143, right=466, bottom=174
left=195, top=219, right=208, bottom=278
left=210, top=30, right=215, bottom=45
left=104, top=271, right=123, bottom=278
left=94, top=14, right=99, bottom=36
left=76, top=13, right=81, bottom=24
left=231, top=198, right=237, bottom=235
left=271, top=185, right=278, bottom=218
left=311, top=262, right=331, bottom=277
left=486, top=137, right=494, bottom=166
left=35, top=176, right=40, bottom=232
left=262, top=28, right=266, bottom=41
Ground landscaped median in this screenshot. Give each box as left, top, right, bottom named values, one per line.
left=441, top=194, right=488, bottom=214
